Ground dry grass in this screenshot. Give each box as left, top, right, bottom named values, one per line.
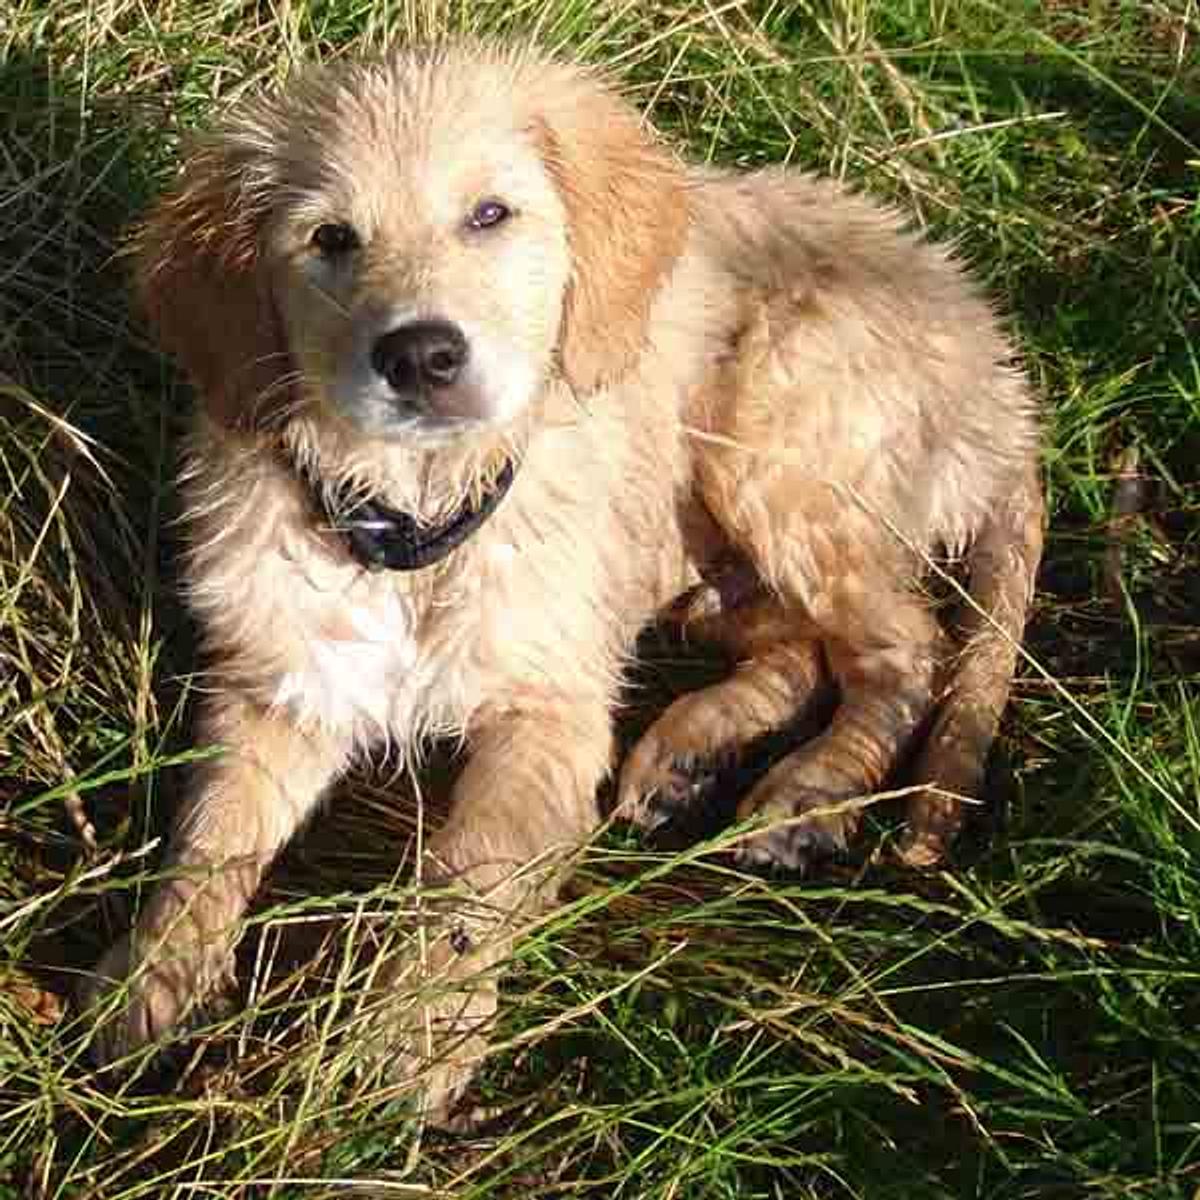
left=2, top=1, right=1199, bottom=1196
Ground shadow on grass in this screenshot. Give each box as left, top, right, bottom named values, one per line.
left=1, top=42, right=186, bottom=971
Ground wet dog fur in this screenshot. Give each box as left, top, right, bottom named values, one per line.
left=84, top=39, right=1044, bottom=1114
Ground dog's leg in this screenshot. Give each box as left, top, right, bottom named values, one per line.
left=84, top=696, right=346, bottom=1064
left=733, top=597, right=940, bottom=871
left=358, top=698, right=611, bottom=1120
left=617, top=599, right=830, bottom=830
left=898, top=464, right=1044, bottom=866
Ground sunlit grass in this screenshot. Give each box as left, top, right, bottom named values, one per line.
left=2, top=1, right=1198, bottom=1196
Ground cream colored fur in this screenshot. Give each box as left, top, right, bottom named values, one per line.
left=84, top=40, right=1044, bottom=1117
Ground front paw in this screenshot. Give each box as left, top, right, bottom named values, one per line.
left=351, top=922, right=503, bottom=1124
left=80, top=930, right=236, bottom=1068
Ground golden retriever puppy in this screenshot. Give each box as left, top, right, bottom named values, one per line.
left=85, top=39, right=1043, bottom=1111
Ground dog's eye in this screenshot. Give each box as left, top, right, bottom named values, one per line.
left=311, top=223, right=359, bottom=256
left=467, top=200, right=511, bottom=231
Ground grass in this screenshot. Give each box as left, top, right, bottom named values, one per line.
left=2, top=0, right=1199, bottom=1195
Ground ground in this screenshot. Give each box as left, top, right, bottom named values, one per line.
left=1, top=1, right=1199, bottom=1197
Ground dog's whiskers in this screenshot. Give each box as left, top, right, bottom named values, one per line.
left=308, top=282, right=352, bottom=318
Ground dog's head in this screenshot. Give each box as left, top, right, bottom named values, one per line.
left=135, top=42, right=688, bottom=442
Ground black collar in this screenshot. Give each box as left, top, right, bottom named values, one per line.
left=290, top=453, right=517, bottom=572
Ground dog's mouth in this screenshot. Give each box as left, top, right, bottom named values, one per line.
left=326, top=377, right=491, bottom=439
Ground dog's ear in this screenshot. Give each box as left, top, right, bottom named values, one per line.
left=536, top=71, right=689, bottom=393
left=133, top=131, right=287, bottom=429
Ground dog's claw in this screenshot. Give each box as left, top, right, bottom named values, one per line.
left=732, top=822, right=843, bottom=875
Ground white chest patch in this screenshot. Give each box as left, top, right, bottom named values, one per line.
left=266, top=550, right=431, bottom=744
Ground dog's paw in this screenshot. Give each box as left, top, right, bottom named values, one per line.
left=617, top=696, right=746, bottom=832
left=617, top=747, right=732, bottom=832
left=355, top=987, right=496, bottom=1124
left=80, top=932, right=235, bottom=1069
left=351, top=921, right=505, bottom=1125
left=732, top=766, right=864, bottom=874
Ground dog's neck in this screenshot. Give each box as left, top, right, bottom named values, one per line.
left=267, top=412, right=521, bottom=571
left=286, top=448, right=518, bottom=571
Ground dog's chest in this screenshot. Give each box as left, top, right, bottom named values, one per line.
left=272, top=580, right=414, bottom=737
left=261, top=539, right=486, bottom=744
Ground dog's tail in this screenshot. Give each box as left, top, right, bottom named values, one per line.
left=899, top=462, right=1045, bottom=866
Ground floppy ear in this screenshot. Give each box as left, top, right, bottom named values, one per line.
left=133, top=133, right=287, bottom=429
left=536, top=71, right=689, bottom=393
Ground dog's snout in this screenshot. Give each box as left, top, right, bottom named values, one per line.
left=371, top=320, right=469, bottom=393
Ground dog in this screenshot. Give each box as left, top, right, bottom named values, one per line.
left=84, top=38, right=1044, bottom=1114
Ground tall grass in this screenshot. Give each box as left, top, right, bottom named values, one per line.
left=2, top=1, right=1198, bottom=1196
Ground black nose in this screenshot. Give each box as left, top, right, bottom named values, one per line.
left=371, top=320, right=469, bottom=393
